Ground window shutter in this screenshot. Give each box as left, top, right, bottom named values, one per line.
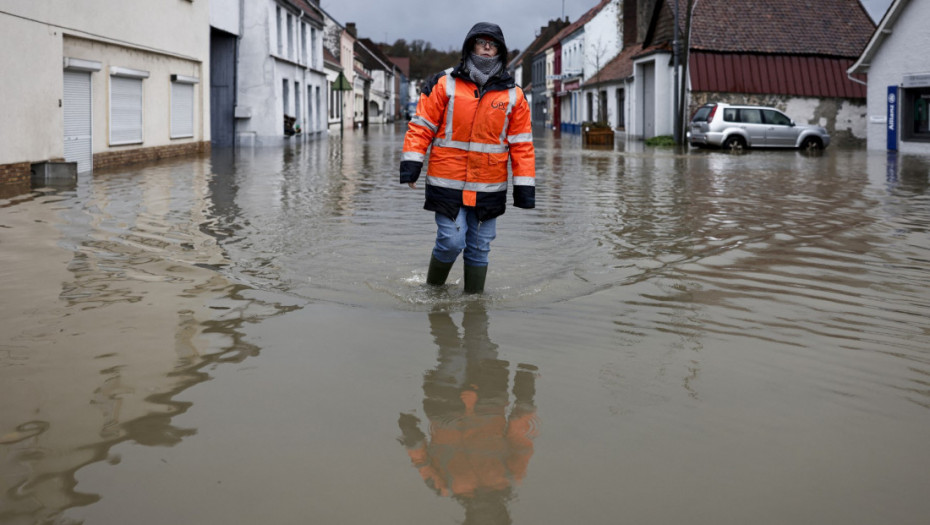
left=63, top=70, right=93, bottom=172
left=110, top=76, right=143, bottom=144
left=171, top=81, right=194, bottom=138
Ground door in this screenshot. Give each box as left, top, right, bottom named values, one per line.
left=762, top=109, right=798, bottom=147
left=738, top=108, right=766, bottom=146
left=210, top=29, right=237, bottom=147
left=642, top=63, right=655, bottom=138
left=63, top=70, right=93, bottom=173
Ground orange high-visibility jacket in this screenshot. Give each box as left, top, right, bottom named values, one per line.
left=400, top=65, right=536, bottom=221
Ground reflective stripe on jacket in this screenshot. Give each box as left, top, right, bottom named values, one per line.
left=400, top=66, right=536, bottom=221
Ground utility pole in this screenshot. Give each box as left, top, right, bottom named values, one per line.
left=672, top=0, right=681, bottom=144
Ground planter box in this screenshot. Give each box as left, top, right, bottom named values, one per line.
left=583, top=127, right=614, bottom=147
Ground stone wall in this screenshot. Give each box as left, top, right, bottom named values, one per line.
left=690, top=92, right=868, bottom=147
left=0, top=162, right=31, bottom=199
left=93, top=141, right=211, bottom=170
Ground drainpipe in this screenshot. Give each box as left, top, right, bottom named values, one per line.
left=847, top=71, right=868, bottom=87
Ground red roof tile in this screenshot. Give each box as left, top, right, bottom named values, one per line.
left=689, top=0, right=874, bottom=57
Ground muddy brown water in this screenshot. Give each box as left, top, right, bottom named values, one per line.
left=2, top=125, right=930, bottom=524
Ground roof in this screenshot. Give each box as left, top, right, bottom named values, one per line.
left=354, top=67, right=372, bottom=81
left=323, top=47, right=340, bottom=68
left=389, top=56, right=410, bottom=77
left=287, top=0, right=324, bottom=24
left=510, top=18, right=572, bottom=70
left=536, top=0, right=611, bottom=55
left=690, top=52, right=866, bottom=98
left=356, top=38, right=395, bottom=71
left=583, top=44, right=643, bottom=86
left=849, top=0, right=906, bottom=74
left=688, top=0, right=874, bottom=57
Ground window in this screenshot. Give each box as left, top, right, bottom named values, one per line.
left=311, top=28, right=318, bottom=69
left=295, top=81, right=301, bottom=128
left=109, top=67, right=149, bottom=145
left=740, top=109, right=763, bottom=123
left=287, top=14, right=294, bottom=59
left=170, top=75, right=198, bottom=138
left=276, top=7, right=283, bottom=55
left=616, top=89, right=625, bottom=129
left=282, top=79, right=290, bottom=116
left=301, top=23, right=308, bottom=65
left=763, top=109, right=791, bottom=126
left=329, top=84, right=335, bottom=119
left=902, top=87, right=930, bottom=141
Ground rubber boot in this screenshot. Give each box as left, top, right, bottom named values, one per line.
left=463, top=265, right=488, bottom=294
left=426, top=255, right=454, bottom=286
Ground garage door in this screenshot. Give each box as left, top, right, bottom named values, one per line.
left=63, top=70, right=93, bottom=173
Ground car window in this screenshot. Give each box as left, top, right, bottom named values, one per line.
left=739, top=109, right=763, bottom=124
left=723, top=109, right=738, bottom=122
left=692, top=106, right=712, bottom=122
left=763, top=110, right=792, bottom=126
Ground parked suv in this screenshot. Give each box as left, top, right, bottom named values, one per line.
left=688, top=103, right=830, bottom=151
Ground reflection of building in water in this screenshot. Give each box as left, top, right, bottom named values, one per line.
left=399, top=307, right=539, bottom=525
left=0, top=157, right=298, bottom=523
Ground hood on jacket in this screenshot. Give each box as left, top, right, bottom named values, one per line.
left=461, top=22, right=508, bottom=64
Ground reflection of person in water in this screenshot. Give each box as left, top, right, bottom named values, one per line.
left=398, top=307, right=538, bottom=525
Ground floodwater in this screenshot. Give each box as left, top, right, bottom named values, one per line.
left=2, top=125, right=930, bottom=525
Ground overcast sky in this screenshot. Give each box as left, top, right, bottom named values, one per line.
left=322, top=0, right=893, bottom=54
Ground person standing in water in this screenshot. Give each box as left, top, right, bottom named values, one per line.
left=400, top=22, right=536, bottom=294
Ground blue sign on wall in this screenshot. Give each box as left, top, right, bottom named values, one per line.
left=887, top=85, right=898, bottom=151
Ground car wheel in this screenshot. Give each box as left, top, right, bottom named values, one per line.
left=800, top=137, right=823, bottom=151
left=722, top=136, right=746, bottom=152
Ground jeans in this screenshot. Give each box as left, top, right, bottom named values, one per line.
left=432, top=208, right=497, bottom=267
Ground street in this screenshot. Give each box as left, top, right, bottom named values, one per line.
left=2, top=125, right=930, bottom=524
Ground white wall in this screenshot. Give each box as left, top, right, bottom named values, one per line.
left=0, top=0, right=210, bottom=166
left=0, top=14, right=63, bottom=165
left=210, top=0, right=240, bottom=36
left=584, top=0, right=621, bottom=83
left=562, top=32, right=584, bottom=79
left=630, top=52, right=675, bottom=138
left=64, top=36, right=206, bottom=151
left=862, top=0, right=930, bottom=153
left=236, top=0, right=327, bottom=145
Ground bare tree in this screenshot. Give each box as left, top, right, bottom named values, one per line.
left=586, top=38, right=614, bottom=124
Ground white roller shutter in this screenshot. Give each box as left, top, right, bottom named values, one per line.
left=170, top=81, right=194, bottom=138
left=63, top=70, right=93, bottom=173
left=110, top=76, right=143, bottom=145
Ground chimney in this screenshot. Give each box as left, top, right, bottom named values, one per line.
left=345, top=22, right=357, bottom=38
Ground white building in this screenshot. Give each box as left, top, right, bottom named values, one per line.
left=578, top=0, right=621, bottom=127
left=356, top=38, right=396, bottom=125
left=849, top=0, right=930, bottom=153
left=235, top=0, right=327, bottom=146
left=560, top=30, right=585, bottom=133
left=0, top=0, right=210, bottom=184
left=321, top=12, right=356, bottom=133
